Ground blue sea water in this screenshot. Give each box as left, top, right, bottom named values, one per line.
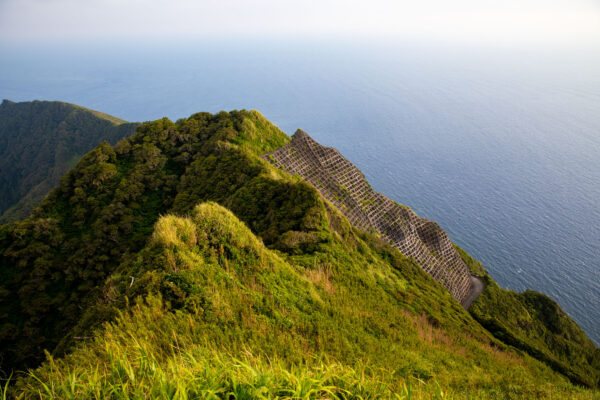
left=1, top=39, right=599, bottom=344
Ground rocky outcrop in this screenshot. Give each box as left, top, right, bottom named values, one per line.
left=263, top=130, right=475, bottom=306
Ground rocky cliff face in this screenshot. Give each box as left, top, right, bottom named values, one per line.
left=263, top=130, right=474, bottom=305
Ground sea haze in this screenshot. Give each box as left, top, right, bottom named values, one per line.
left=1, top=39, right=599, bottom=344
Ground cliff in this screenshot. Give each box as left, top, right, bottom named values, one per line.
left=263, top=130, right=475, bottom=306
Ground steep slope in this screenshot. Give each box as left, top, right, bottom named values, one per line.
left=0, top=110, right=597, bottom=398
left=0, top=99, right=138, bottom=222
left=458, top=247, right=600, bottom=388
left=263, top=130, right=473, bottom=305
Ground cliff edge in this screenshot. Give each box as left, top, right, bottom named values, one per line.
left=263, top=130, right=475, bottom=306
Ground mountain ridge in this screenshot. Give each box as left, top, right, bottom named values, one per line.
left=0, top=99, right=138, bottom=223
left=0, top=107, right=598, bottom=398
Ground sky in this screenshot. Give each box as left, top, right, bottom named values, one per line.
left=0, top=0, right=599, bottom=45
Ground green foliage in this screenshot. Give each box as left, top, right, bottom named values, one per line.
left=0, top=108, right=597, bottom=398
left=457, top=247, right=600, bottom=388
left=9, top=300, right=447, bottom=400
left=0, top=100, right=138, bottom=222
left=0, top=109, right=295, bottom=372
left=6, top=203, right=597, bottom=398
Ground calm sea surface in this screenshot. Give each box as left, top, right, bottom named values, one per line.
left=1, top=39, right=599, bottom=343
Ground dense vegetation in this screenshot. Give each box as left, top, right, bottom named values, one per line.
left=0, top=110, right=292, bottom=372
left=0, top=100, right=138, bottom=222
left=0, top=109, right=598, bottom=398
left=4, top=203, right=596, bottom=399
left=458, top=247, right=600, bottom=388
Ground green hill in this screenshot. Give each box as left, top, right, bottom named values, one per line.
left=0, top=110, right=598, bottom=398
left=458, top=247, right=600, bottom=388
left=0, top=100, right=138, bottom=223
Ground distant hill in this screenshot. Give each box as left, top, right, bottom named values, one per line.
left=0, top=100, right=138, bottom=222
left=0, top=110, right=598, bottom=398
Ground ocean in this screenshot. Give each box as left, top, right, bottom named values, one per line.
left=1, top=38, right=598, bottom=344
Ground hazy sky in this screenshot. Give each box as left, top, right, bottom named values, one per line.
left=1, top=0, right=599, bottom=44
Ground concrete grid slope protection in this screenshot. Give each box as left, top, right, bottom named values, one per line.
left=263, top=130, right=475, bottom=306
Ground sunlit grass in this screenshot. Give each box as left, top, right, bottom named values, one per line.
left=4, top=203, right=598, bottom=399
left=7, top=316, right=452, bottom=400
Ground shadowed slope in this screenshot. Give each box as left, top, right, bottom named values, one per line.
left=0, top=99, right=138, bottom=222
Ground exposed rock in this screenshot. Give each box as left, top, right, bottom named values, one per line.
left=263, top=130, right=474, bottom=305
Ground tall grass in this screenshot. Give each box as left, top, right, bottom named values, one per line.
left=4, top=204, right=598, bottom=399
left=8, top=339, right=448, bottom=399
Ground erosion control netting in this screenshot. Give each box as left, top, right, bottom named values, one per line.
left=263, top=130, right=474, bottom=305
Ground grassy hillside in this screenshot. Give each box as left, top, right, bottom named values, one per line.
left=0, top=99, right=138, bottom=222
left=0, top=110, right=598, bottom=398
left=6, top=203, right=596, bottom=398
left=457, top=246, right=600, bottom=388
left=0, top=110, right=292, bottom=372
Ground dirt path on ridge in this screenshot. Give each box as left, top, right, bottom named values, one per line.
left=463, top=275, right=485, bottom=309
